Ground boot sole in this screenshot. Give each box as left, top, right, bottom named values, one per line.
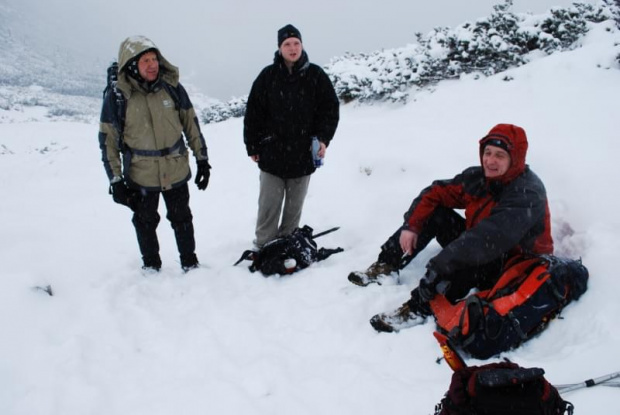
left=347, top=272, right=381, bottom=287
left=370, top=315, right=396, bottom=333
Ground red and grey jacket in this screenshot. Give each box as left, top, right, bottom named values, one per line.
left=403, top=124, right=553, bottom=275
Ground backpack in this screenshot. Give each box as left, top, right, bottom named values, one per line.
left=434, top=361, right=574, bottom=415
left=429, top=255, right=589, bottom=359
left=234, top=225, right=344, bottom=276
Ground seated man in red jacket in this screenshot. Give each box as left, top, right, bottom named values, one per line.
left=348, top=124, right=553, bottom=332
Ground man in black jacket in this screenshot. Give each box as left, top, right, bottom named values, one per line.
left=244, top=24, right=340, bottom=248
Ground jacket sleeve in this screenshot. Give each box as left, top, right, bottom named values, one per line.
left=176, top=83, right=208, bottom=161
left=404, top=171, right=469, bottom=233
left=312, top=68, right=340, bottom=146
left=429, top=179, right=547, bottom=275
left=243, top=69, right=270, bottom=156
left=98, top=92, right=122, bottom=181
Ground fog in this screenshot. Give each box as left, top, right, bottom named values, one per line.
left=6, top=0, right=589, bottom=100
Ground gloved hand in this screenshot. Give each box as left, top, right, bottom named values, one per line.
left=195, top=160, right=211, bottom=190
left=110, top=180, right=135, bottom=210
left=418, top=267, right=440, bottom=303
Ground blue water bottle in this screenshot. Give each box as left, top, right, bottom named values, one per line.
left=311, top=136, right=323, bottom=168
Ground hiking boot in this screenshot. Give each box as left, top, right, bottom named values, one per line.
left=181, top=253, right=200, bottom=273
left=370, top=303, right=427, bottom=333
left=141, top=265, right=161, bottom=275
left=348, top=261, right=398, bottom=286
left=142, top=254, right=162, bottom=272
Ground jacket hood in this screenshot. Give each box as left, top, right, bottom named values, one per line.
left=479, top=123, right=528, bottom=184
left=116, top=36, right=179, bottom=93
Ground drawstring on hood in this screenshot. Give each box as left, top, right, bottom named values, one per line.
left=479, top=123, right=528, bottom=184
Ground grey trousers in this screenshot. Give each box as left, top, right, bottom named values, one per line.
left=255, top=170, right=311, bottom=247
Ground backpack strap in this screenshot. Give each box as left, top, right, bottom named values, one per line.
left=161, top=81, right=181, bottom=110
left=487, top=256, right=544, bottom=299
left=490, top=260, right=551, bottom=316
left=316, top=247, right=344, bottom=261
left=234, top=250, right=256, bottom=267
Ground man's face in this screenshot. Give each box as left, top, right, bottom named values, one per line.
left=482, top=145, right=511, bottom=179
left=138, top=51, right=159, bottom=82
left=279, top=38, right=302, bottom=65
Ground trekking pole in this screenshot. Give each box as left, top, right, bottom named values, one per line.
left=313, top=227, right=340, bottom=239
left=556, top=371, right=620, bottom=394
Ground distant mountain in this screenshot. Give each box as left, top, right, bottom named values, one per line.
left=0, top=4, right=102, bottom=98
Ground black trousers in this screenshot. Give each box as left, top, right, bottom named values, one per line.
left=131, top=183, right=196, bottom=262
left=377, top=207, right=503, bottom=308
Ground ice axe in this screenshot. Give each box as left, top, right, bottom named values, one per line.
left=433, top=331, right=467, bottom=371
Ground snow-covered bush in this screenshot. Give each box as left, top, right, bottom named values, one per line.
left=200, top=96, right=247, bottom=124
left=608, top=0, right=620, bottom=64
left=326, top=0, right=619, bottom=103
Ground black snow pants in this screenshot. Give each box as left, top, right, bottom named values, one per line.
left=131, top=183, right=196, bottom=264
left=376, top=206, right=504, bottom=309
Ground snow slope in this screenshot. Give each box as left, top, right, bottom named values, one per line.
left=1, top=22, right=619, bottom=415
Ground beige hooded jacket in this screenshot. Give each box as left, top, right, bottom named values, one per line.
left=99, top=36, right=208, bottom=191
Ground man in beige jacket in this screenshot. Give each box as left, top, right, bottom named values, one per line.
left=99, top=36, right=210, bottom=272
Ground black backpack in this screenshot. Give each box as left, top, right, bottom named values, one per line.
left=234, top=225, right=343, bottom=276
left=434, top=361, right=574, bottom=415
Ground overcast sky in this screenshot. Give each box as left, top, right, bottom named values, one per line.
left=7, top=0, right=590, bottom=100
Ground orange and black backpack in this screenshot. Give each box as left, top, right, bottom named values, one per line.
left=429, top=255, right=589, bottom=359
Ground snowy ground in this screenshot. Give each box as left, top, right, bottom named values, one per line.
left=1, top=24, right=619, bottom=415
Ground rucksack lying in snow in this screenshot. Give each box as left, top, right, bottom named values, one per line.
left=434, top=361, right=574, bottom=415
left=234, top=225, right=344, bottom=276
left=429, top=255, right=589, bottom=359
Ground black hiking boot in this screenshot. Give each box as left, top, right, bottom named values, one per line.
left=142, top=254, right=162, bottom=273
left=370, top=302, right=427, bottom=333
left=181, top=253, right=200, bottom=273
left=348, top=261, right=398, bottom=286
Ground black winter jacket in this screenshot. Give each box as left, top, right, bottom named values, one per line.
left=243, top=51, right=340, bottom=179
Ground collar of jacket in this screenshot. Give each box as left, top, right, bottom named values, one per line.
left=273, top=50, right=310, bottom=75
left=125, top=75, right=163, bottom=94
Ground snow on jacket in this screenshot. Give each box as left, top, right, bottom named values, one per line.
left=243, top=50, right=340, bottom=179
left=98, top=36, right=208, bottom=191
left=403, top=124, right=553, bottom=275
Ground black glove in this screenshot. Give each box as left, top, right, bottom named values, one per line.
left=195, top=160, right=211, bottom=190
left=418, top=267, right=440, bottom=303
left=110, top=180, right=136, bottom=210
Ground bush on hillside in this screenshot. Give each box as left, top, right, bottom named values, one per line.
left=327, top=0, right=616, bottom=103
